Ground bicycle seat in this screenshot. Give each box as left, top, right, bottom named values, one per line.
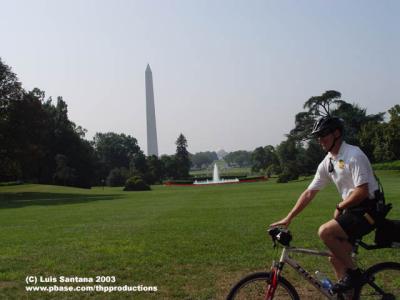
left=268, top=227, right=292, bottom=246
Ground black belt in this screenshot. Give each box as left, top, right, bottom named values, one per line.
left=348, top=198, right=377, bottom=212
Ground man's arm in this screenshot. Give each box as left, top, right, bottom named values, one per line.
left=336, top=183, right=369, bottom=212
left=270, top=189, right=319, bottom=228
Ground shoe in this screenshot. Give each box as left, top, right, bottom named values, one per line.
left=331, top=268, right=363, bottom=294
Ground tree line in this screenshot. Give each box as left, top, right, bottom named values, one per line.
left=250, top=91, right=400, bottom=182
left=191, top=91, right=400, bottom=183
left=0, top=58, right=191, bottom=187
left=1, top=58, right=399, bottom=187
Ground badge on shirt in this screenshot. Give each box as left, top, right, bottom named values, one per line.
left=338, top=159, right=345, bottom=169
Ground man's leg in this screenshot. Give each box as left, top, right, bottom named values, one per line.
left=318, top=219, right=355, bottom=279
left=328, top=245, right=354, bottom=280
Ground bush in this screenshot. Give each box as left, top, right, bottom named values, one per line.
left=277, top=161, right=299, bottom=183
left=123, top=176, right=151, bottom=191
left=164, top=179, right=194, bottom=185
left=239, top=176, right=266, bottom=182
left=373, top=160, right=400, bottom=170
left=266, top=164, right=281, bottom=177
left=0, top=181, right=24, bottom=186
left=277, top=172, right=291, bottom=183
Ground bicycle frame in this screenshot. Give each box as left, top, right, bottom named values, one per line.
left=275, top=246, right=337, bottom=299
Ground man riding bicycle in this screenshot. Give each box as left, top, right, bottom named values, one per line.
left=271, top=116, right=379, bottom=294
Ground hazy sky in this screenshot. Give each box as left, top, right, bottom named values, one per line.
left=1, top=0, right=399, bottom=155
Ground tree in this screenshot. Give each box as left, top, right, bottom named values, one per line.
left=129, top=151, right=148, bottom=179
left=191, top=151, right=218, bottom=169
left=175, top=134, right=191, bottom=179
left=3, top=91, right=49, bottom=181
left=276, top=138, right=301, bottom=182
left=160, top=154, right=178, bottom=179
left=146, top=155, right=164, bottom=184
left=264, top=145, right=280, bottom=176
left=332, top=102, right=384, bottom=145
left=290, top=91, right=384, bottom=144
left=290, top=90, right=343, bottom=141
left=386, top=105, right=400, bottom=160
left=251, top=147, right=267, bottom=172
left=106, top=167, right=129, bottom=187
left=93, top=132, right=141, bottom=181
left=360, top=105, right=400, bottom=162
left=252, top=145, right=280, bottom=173
left=303, top=90, right=343, bottom=116
left=53, top=154, right=76, bottom=186
left=303, top=140, right=324, bottom=174
left=224, top=150, right=252, bottom=167
left=359, top=120, right=383, bottom=162
left=0, top=58, right=25, bottom=180
left=0, top=57, right=24, bottom=106
left=289, top=111, right=316, bottom=141
left=0, top=58, right=97, bottom=186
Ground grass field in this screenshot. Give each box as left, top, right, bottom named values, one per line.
left=0, top=171, right=399, bottom=299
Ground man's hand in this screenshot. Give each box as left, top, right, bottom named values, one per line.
left=270, top=216, right=291, bottom=228
left=334, top=207, right=342, bottom=219
left=334, top=203, right=344, bottom=219
left=269, top=189, right=318, bottom=230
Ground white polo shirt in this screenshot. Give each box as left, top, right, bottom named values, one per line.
left=308, top=141, right=378, bottom=200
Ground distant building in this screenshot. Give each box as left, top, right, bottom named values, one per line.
left=145, top=64, right=159, bottom=156
left=217, top=149, right=228, bottom=160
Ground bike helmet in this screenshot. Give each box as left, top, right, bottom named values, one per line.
left=310, top=116, right=344, bottom=138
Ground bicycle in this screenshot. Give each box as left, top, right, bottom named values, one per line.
left=226, top=227, right=400, bottom=299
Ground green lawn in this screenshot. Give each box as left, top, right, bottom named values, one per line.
left=0, top=171, right=399, bottom=299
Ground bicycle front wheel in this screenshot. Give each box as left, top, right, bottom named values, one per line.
left=355, top=262, right=400, bottom=299
left=226, top=272, right=299, bottom=300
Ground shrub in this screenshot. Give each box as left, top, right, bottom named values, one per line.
left=239, top=176, right=266, bottom=182
left=277, top=161, right=299, bottom=183
left=266, top=164, right=281, bottom=177
left=123, top=176, right=151, bottom=191
left=0, top=181, right=24, bottom=186
left=277, top=172, right=291, bottom=183
left=373, top=160, right=400, bottom=170
left=164, top=179, right=194, bottom=185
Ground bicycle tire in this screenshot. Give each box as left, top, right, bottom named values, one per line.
left=226, top=272, right=299, bottom=300
left=354, top=262, right=400, bottom=299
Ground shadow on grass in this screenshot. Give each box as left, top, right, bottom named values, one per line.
left=0, top=192, right=123, bottom=209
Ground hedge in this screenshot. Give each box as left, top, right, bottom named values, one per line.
left=373, top=160, right=400, bottom=170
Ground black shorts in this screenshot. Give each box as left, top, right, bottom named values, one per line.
left=335, top=208, right=376, bottom=242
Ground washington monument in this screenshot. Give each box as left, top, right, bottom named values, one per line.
left=145, top=64, right=159, bottom=156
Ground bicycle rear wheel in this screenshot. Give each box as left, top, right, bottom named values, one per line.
left=226, top=272, right=299, bottom=300
left=354, top=262, right=400, bottom=299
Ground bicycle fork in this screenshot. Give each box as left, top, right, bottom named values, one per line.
left=265, top=260, right=284, bottom=300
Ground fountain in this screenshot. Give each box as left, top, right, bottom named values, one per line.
left=193, top=163, right=239, bottom=185
left=213, top=163, right=220, bottom=182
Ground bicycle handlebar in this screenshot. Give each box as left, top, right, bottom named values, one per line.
left=268, top=227, right=292, bottom=247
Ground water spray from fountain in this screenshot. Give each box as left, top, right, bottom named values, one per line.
left=194, top=163, right=239, bottom=185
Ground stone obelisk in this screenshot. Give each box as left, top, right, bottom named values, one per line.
left=145, top=64, right=159, bottom=156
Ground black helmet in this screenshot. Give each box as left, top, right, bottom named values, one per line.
left=310, top=116, right=344, bottom=138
